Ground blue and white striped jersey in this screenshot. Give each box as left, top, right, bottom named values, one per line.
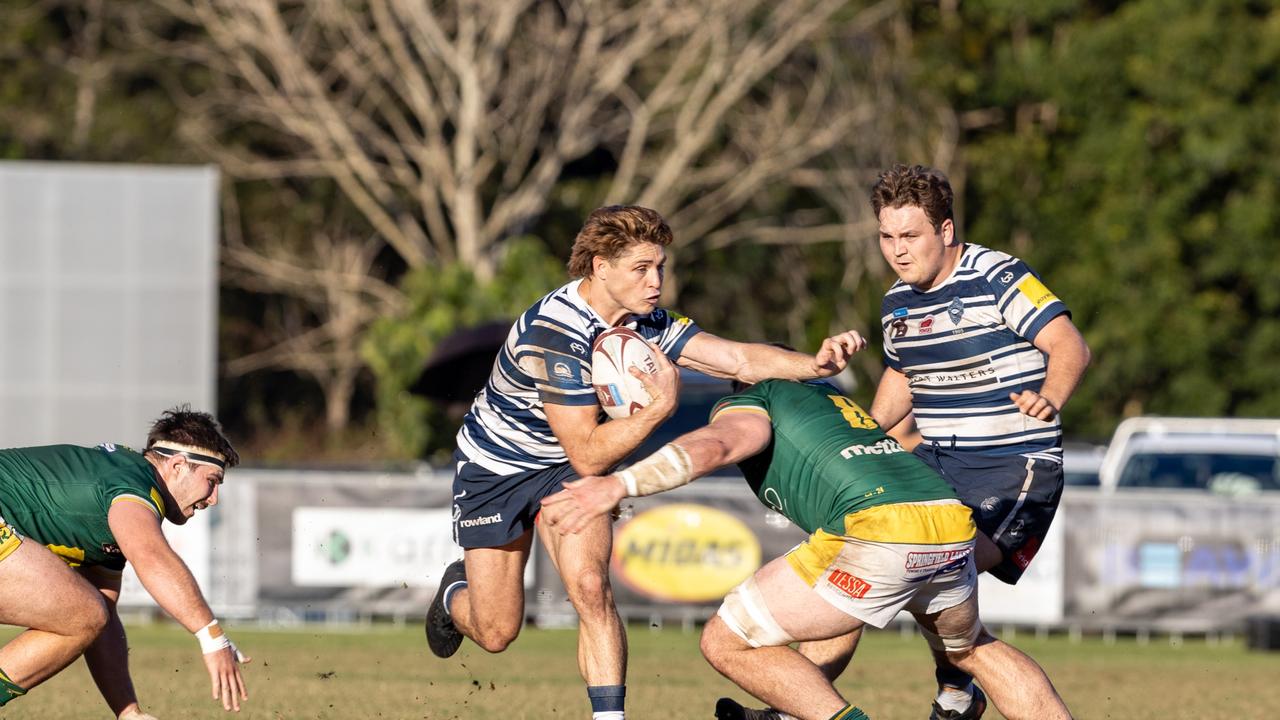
left=457, top=279, right=702, bottom=475
left=880, top=244, right=1069, bottom=457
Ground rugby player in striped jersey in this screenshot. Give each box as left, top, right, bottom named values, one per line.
left=738, top=165, right=1091, bottom=720
left=426, top=205, right=866, bottom=720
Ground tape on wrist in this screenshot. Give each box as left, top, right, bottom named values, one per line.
left=195, top=619, right=231, bottom=655
left=618, top=443, right=694, bottom=496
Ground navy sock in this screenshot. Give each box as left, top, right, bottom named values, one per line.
left=587, top=684, right=626, bottom=714
left=936, top=665, right=973, bottom=692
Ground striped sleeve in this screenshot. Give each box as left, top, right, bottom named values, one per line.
left=985, top=259, right=1069, bottom=343
left=639, top=308, right=702, bottom=359
left=515, top=319, right=596, bottom=406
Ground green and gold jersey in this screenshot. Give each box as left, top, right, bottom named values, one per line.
left=710, top=380, right=957, bottom=535
left=0, top=444, right=164, bottom=570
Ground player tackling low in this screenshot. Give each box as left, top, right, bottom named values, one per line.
left=0, top=407, right=249, bottom=718
left=541, top=379, right=1073, bottom=720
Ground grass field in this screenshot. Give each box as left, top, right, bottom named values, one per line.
left=3, top=622, right=1277, bottom=719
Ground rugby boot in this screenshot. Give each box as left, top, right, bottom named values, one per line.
left=715, top=697, right=786, bottom=720
left=928, top=684, right=986, bottom=720
left=425, top=559, right=467, bottom=658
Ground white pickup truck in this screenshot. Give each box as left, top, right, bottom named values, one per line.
left=1097, top=416, right=1280, bottom=495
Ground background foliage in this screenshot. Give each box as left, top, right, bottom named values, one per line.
left=910, top=0, right=1280, bottom=439
left=4, top=0, right=1277, bottom=458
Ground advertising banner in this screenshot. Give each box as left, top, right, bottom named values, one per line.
left=534, top=478, right=808, bottom=626
left=212, top=469, right=1280, bottom=632
left=611, top=502, right=765, bottom=603
left=292, top=507, right=457, bottom=587
left=249, top=468, right=462, bottom=616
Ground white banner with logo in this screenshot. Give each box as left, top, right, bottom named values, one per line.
left=119, top=511, right=211, bottom=608
left=291, top=507, right=458, bottom=587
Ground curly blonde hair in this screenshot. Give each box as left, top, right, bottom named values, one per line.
left=566, top=206, right=673, bottom=279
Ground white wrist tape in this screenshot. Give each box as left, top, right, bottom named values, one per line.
left=616, top=443, right=694, bottom=497
left=195, top=619, right=231, bottom=655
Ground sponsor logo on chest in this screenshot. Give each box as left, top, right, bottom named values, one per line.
left=839, top=438, right=905, bottom=459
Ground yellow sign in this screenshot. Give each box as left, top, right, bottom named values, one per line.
left=612, top=503, right=762, bottom=602
left=1016, top=275, right=1058, bottom=309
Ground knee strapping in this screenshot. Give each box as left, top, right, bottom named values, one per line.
left=919, top=620, right=982, bottom=654
left=716, top=576, right=795, bottom=648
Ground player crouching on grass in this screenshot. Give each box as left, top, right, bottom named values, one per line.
left=0, top=407, right=249, bottom=718
left=540, top=379, right=1072, bottom=720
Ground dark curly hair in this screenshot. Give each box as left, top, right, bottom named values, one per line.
left=869, top=164, right=954, bottom=232
left=145, top=405, right=240, bottom=467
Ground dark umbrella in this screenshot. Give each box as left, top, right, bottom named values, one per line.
left=409, top=320, right=514, bottom=409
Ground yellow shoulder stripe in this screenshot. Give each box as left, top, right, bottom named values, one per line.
left=112, top=491, right=162, bottom=515
left=711, top=405, right=770, bottom=422
left=150, top=487, right=167, bottom=517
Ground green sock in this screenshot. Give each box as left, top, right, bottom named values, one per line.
left=829, top=705, right=869, bottom=720
left=0, top=667, right=27, bottom=706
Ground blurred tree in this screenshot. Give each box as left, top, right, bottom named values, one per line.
left=0, top=1, right=388, bottom=457
left=361, top=237, right=563, bottom=458
left=220, top=180, right=401, bottom=434
left=131, top=0, right=909, bottom=276
left=123, top=0, right=944, bottom=455
left=910, top=0, right=1280, bottom=438
left=0, top=0, right=182, bottom=161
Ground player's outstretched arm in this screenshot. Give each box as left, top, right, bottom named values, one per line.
left=542, top=412, right=772, bottom=534
left=108, top=502, right=250, bottom=712
left=675, top=331, right=867, bottom=383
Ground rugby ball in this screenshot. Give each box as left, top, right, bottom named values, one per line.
left=592, top=327, right=660, bottom=420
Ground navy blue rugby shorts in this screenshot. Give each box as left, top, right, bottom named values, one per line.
left=451, top=450, right=579, bottom=548
left=913, top=443, right=1064, bottom=585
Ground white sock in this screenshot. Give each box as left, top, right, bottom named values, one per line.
left=936, top=683, right=974, bottom=713
left=591, top=712, right=624, bottom=720
left=441, top=580, right=467, bottom=618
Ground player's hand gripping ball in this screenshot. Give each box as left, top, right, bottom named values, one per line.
left=591, top=327, right=661, bottom=420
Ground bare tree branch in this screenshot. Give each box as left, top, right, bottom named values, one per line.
left=129, top=0, right=944, bottom=430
